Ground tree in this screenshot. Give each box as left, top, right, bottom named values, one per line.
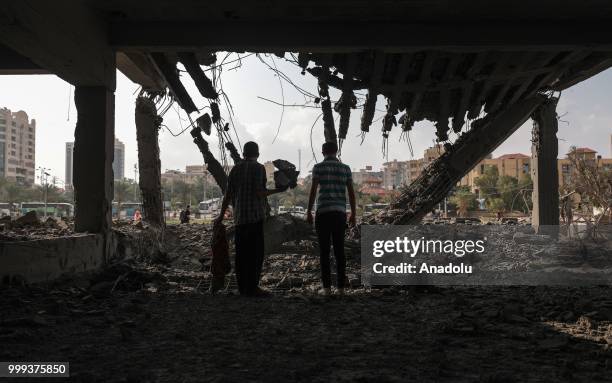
left=193, top=176, right=222, bottom=203
left=474, top=165, right=499, bottom=197
left=4, top=183, right=22, bottom=213
left=487, top=197, right=506, bottom=213
left=450, top=186, right=477, bottom=217
left=513, top=174, right=533, bottom=213
left=113, top=180, right=131, bottom=217
left=173, top=180, right=192, bottom=207
left=563, top=147, right=612, bottom=236
left=497, top=175, right=518, bottom=211
left=369, top=194, right=382, bottom=203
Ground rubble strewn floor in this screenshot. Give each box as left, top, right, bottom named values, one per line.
left=1, top=223, right=611, bottom=382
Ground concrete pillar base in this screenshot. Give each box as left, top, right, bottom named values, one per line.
left=531, top=97, right=560, bottom=233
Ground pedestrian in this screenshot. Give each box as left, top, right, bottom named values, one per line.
left=306, top=141, right=356, bottom=296
left=215, top=141, right=287, bottom=296
left=184, top=205, right=191, bottom=224
left=133, top=209, right=142, bottom=222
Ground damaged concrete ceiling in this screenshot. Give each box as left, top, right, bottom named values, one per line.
left=89, top=1, right=612, bottom=142
left=4, top=1, right=612, bottom=143
left=301, top=50, right=612, bottom=141
left=117, top=48, right=612, bottom=145
left=91, top=0, right=612, bottom=23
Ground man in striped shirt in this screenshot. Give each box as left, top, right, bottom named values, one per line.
left=307, top=141, right=356, bottom=296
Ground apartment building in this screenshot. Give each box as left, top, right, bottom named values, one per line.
left=459, top=148, right=612, bottom=192
left=0, top=107, right=36, bottom=184
left=459, top=153, right=530, bottom=191
left=352, top=165, right=383, bottom=185
left=113, top=138, right=125, bottom=180
left=65, top=142, right=74, bottom=188
left=558, top=147, right=612, bottom=187
left=66, top=138, right=125, bottom=186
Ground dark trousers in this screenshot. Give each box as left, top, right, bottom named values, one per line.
left=315, top=211, right=346, bottom=288
left=234, top=221, right=264, bottom=295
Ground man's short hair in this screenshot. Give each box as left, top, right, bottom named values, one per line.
left=243, top=141, right=259, bottom=158
left=322, top=141, right=338, bottom=155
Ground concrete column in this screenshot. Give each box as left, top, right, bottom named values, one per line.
left=135, top=96, right=164, bottom=227
left=531, top=97, right=560, bottom=232
left=73, top=86, right=115, bottom=233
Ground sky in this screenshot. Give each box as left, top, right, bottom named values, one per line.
left=0, top=53, right=611, bottom=186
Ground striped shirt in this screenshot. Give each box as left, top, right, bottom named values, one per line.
left=312, top=157, right=352, bottom=214
left=226, top=160, right=267, bottom=225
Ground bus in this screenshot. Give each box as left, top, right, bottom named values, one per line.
left=0, top=203, right=17, bottom=217
left=198, top=198, right=221, bottom=215
left=21, top=202, right=74, bottom=218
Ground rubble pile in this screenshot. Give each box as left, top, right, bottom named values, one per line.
left=1, top=218, right=612, bottom=380
left=0, top=212, right=73, bottom=241
left=260, top=242, right=362, bottom=293
left=1, top=268, right=612, bottom=381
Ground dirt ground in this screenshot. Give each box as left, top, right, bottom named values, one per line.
left=1, top=223, right=612, bottom=382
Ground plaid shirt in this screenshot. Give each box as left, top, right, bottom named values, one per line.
left=226, top=159, right=267, bottom=225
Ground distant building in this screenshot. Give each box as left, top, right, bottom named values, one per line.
left=459, top=153, right=530, bottom=191
left=352, top=165, right=383, bottom=185
left=162, top=165, right=218, bottom=187
left=0, top=107, right=36, bottom=184
left=382, top=159, right=408, bottom=190
left=66, top=138, right=125, bottom=184
left=161, top=169, right=184, bottom=185
left=359, top=176, right=390, bottom=197
left=381, top=145, right=446, bottom=189
left=558, top=147, right=612, bottom=187
left=185, top=164, right=217, bottom=184
left=113, top=138, right=125, bottom=180
left=458, top=148, right=612, bottom=192
left=185, top=164, right=205, bottom=179
left=65, top=142, right=74, bottom=188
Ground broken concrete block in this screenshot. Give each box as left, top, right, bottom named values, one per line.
left=14, top=211, right=40, bottom=227
left=44, top=217, right=54, bottom=226
left=273, top=159, right=299, bottom=190
left=513, top=232, right=551, bottom=245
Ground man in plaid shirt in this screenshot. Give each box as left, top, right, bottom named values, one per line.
left=216, top=141, right=286, bottom=296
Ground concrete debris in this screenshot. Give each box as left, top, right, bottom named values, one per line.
left=178, top=52, right=218, bottom=99
left=1, top=231, right=612, bottom=381
left=365, top=96, right=544, bottom=225
left=512, top=231, right=551, bottom=245
left=272, top=159, right=299, bottom=190
left=14, top=210, right=40, bottom=227
left=210, top=102, right=221, bottom=123
left=196, top=113, right=212, bottom=135
left=0, top=215, right=73, bottom=241
left=360, top=91, right=377, bottom=133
